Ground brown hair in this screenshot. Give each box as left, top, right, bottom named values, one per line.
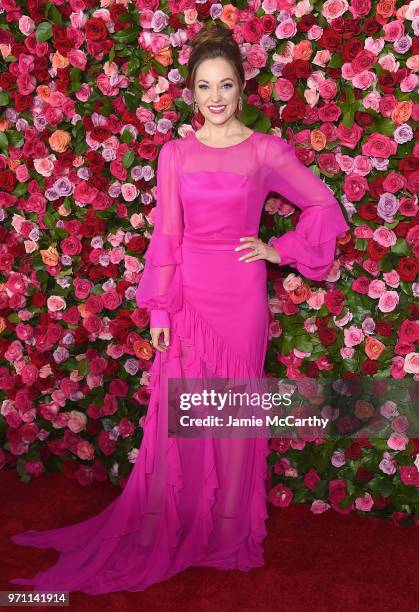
left=186, top=22, right=245, bottom=97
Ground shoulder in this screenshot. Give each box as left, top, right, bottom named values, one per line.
left=261, top=133, right=296, bottom=165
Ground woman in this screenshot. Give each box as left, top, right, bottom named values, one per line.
left=10, top=24, right=350, bottom=593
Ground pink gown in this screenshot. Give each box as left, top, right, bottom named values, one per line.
left=9, top=131, right=350, bottom=593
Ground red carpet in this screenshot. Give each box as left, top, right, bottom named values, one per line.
left=2, top=468, right=417, bottom=612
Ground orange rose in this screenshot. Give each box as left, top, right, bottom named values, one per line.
left=0, top=118, right=10, bottom=131
left=134, top=338, right=153, bottom=360
left=294, top=40, right=313, bottom=62
left=36, top=85, right=51, bottom=102
left=310, top=129, right=327, bottom=152
left=153, top=46, right=173, bottom=68
left=258, top=82, right=273, bottom=102
left=354, top=400, right=375, bottom=421
left=0, top=317, right=6, bottom=333
left=154, top=92, right=174, bottom=113
left=49, top=130, right=71, bottom=153
left=290, top=283, right=312, bottom=305
left=40, top=244, right=59, bottom=267
left=376, top=0, right=396, bottom=20
left=365, top=337, right=385, bottom=360
left=391, top=101, right=412, bottom=125
left=221, top=4, right=239, bottom=28
left=52, top=51, right=69, bottom=70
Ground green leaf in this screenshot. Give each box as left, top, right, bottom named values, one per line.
left=47, top=4, right=63, bottom=25
left=7, top=130, right=24, bottom=148
left=0, top=91, right=9, bottom=106
left=0, top=132, right=7, bottom=153
left=113, top=27, right=139, bottom=44
left=123, top=150, right=135, bottom=168
left=35, top=22, right=52, bottom=42
left=391, top=238, right=410, bottom=256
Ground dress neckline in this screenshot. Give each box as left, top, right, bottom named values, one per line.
left=192, top=130, right=257, bottom=150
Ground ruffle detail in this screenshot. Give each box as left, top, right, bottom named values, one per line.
left=144, top=233, right=183, bottom=265
left=166, top=297, right=269, bottom=569
left=292, top=203, right=350, bottom=246
left=170, top=297, right=264, bottom=378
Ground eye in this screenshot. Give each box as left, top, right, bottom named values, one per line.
left=198, top=83, right=233, bottom=89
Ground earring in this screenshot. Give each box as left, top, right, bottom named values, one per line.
left=193, top=100, right=198, bottom=113
left=238, top=96, right=243, bottom=112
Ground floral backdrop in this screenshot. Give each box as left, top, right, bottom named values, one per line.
left=0, top=0, right=418, bottom=528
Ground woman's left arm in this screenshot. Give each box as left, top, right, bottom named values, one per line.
left=265, top=135, right=350, bottom=281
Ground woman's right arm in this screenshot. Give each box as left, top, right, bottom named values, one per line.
left=135, top=139, right=184, bottom=347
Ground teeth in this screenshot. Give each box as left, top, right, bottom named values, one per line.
left=209, top=106, right=225, bottom=110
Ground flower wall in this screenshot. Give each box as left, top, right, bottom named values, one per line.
left=0, top=1, right=418, bottom=526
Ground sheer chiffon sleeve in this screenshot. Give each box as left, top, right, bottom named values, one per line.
left=265, top=136, right=350, bottom=281
left=135, top=139, right=184, bottom=329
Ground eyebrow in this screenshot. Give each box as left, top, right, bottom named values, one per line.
left=197, top=78, right=233, bottom=83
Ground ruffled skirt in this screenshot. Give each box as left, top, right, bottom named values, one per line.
left=9, top=237, right=271, bottom=594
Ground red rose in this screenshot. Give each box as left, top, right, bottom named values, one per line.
left=0, top=170, right=16, bottom=192
left=398, top=257, right=418, bottom=282
left=398, top=319, right=419, bottom=343
left=367, top=240, right=389, bottom=260
left=361, top=359, right=378, bottom=375
left=318, top=327, right=337, bottom=346
left=90, top=126, right=111, bottom=142
left=85, top=17, right=109, bottom=41
left=378, top=72, right=398, bottom=94
left=324, top=289, right=345, bottom=315
left=242, top=17, right=264, bottom=43
left=318, top=29, right=343, bottom=52
left=328, top=479, right=352, bottom=514
left=375, top=320, right=393, bottom=337
left=281, top=96, right=306, bottom=122
left=127, top=235, right=147, bottom=254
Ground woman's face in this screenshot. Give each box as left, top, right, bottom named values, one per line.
left=193, top=57, right=243, bottom=126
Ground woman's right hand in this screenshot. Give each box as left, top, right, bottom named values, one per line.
left=150, top=327, right=170, bottom=352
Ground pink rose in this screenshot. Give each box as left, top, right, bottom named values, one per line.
left=344, top=325, right=365, bottom=347
left=83, top=314, right=103, bottom=334
left=387, top=432, right=408, bottom=451
left=68, top=49, right=87, bottom=70
left=343, top=173, right=368, bottom=201
left=379, top=451, right=397, bottom=475
left=101, top=289, right=122, bottom=310
left=47, top=296, right=66, bottom=312
left=247, top=44, right=268, bottom=69
left=355, top=492, right=374, bottom=511
left=67, top=410, right=87, bottom=433
left=349, top=0, right=372, bottom=18
left=318, top=79, right=338, bottom=100
left=311, top=500, right=330, bottom=514
left=267, top=483, right=293, bottom=507
left=367, top=279, right=386, bottom=298
left=372, top=227, right=397, bottom=248
left=362, top=133, right=393, bottom=158
left=275, top=18, right=297, bottom=39
left=403, top=352, right=419, bottom=374
left=73, top=278, right=92, bottom=300
left=378, top=291, right=399, bottom=313
left=274, top=78, right=294, bottom=101
left=76, top=440, right=94, bottom=461
left=391, top=415, right=410, bottom=433
left=322, top=0, right=348, bottom=20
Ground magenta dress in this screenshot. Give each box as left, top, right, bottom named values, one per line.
left=10, top=131, right=349, bottom=593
